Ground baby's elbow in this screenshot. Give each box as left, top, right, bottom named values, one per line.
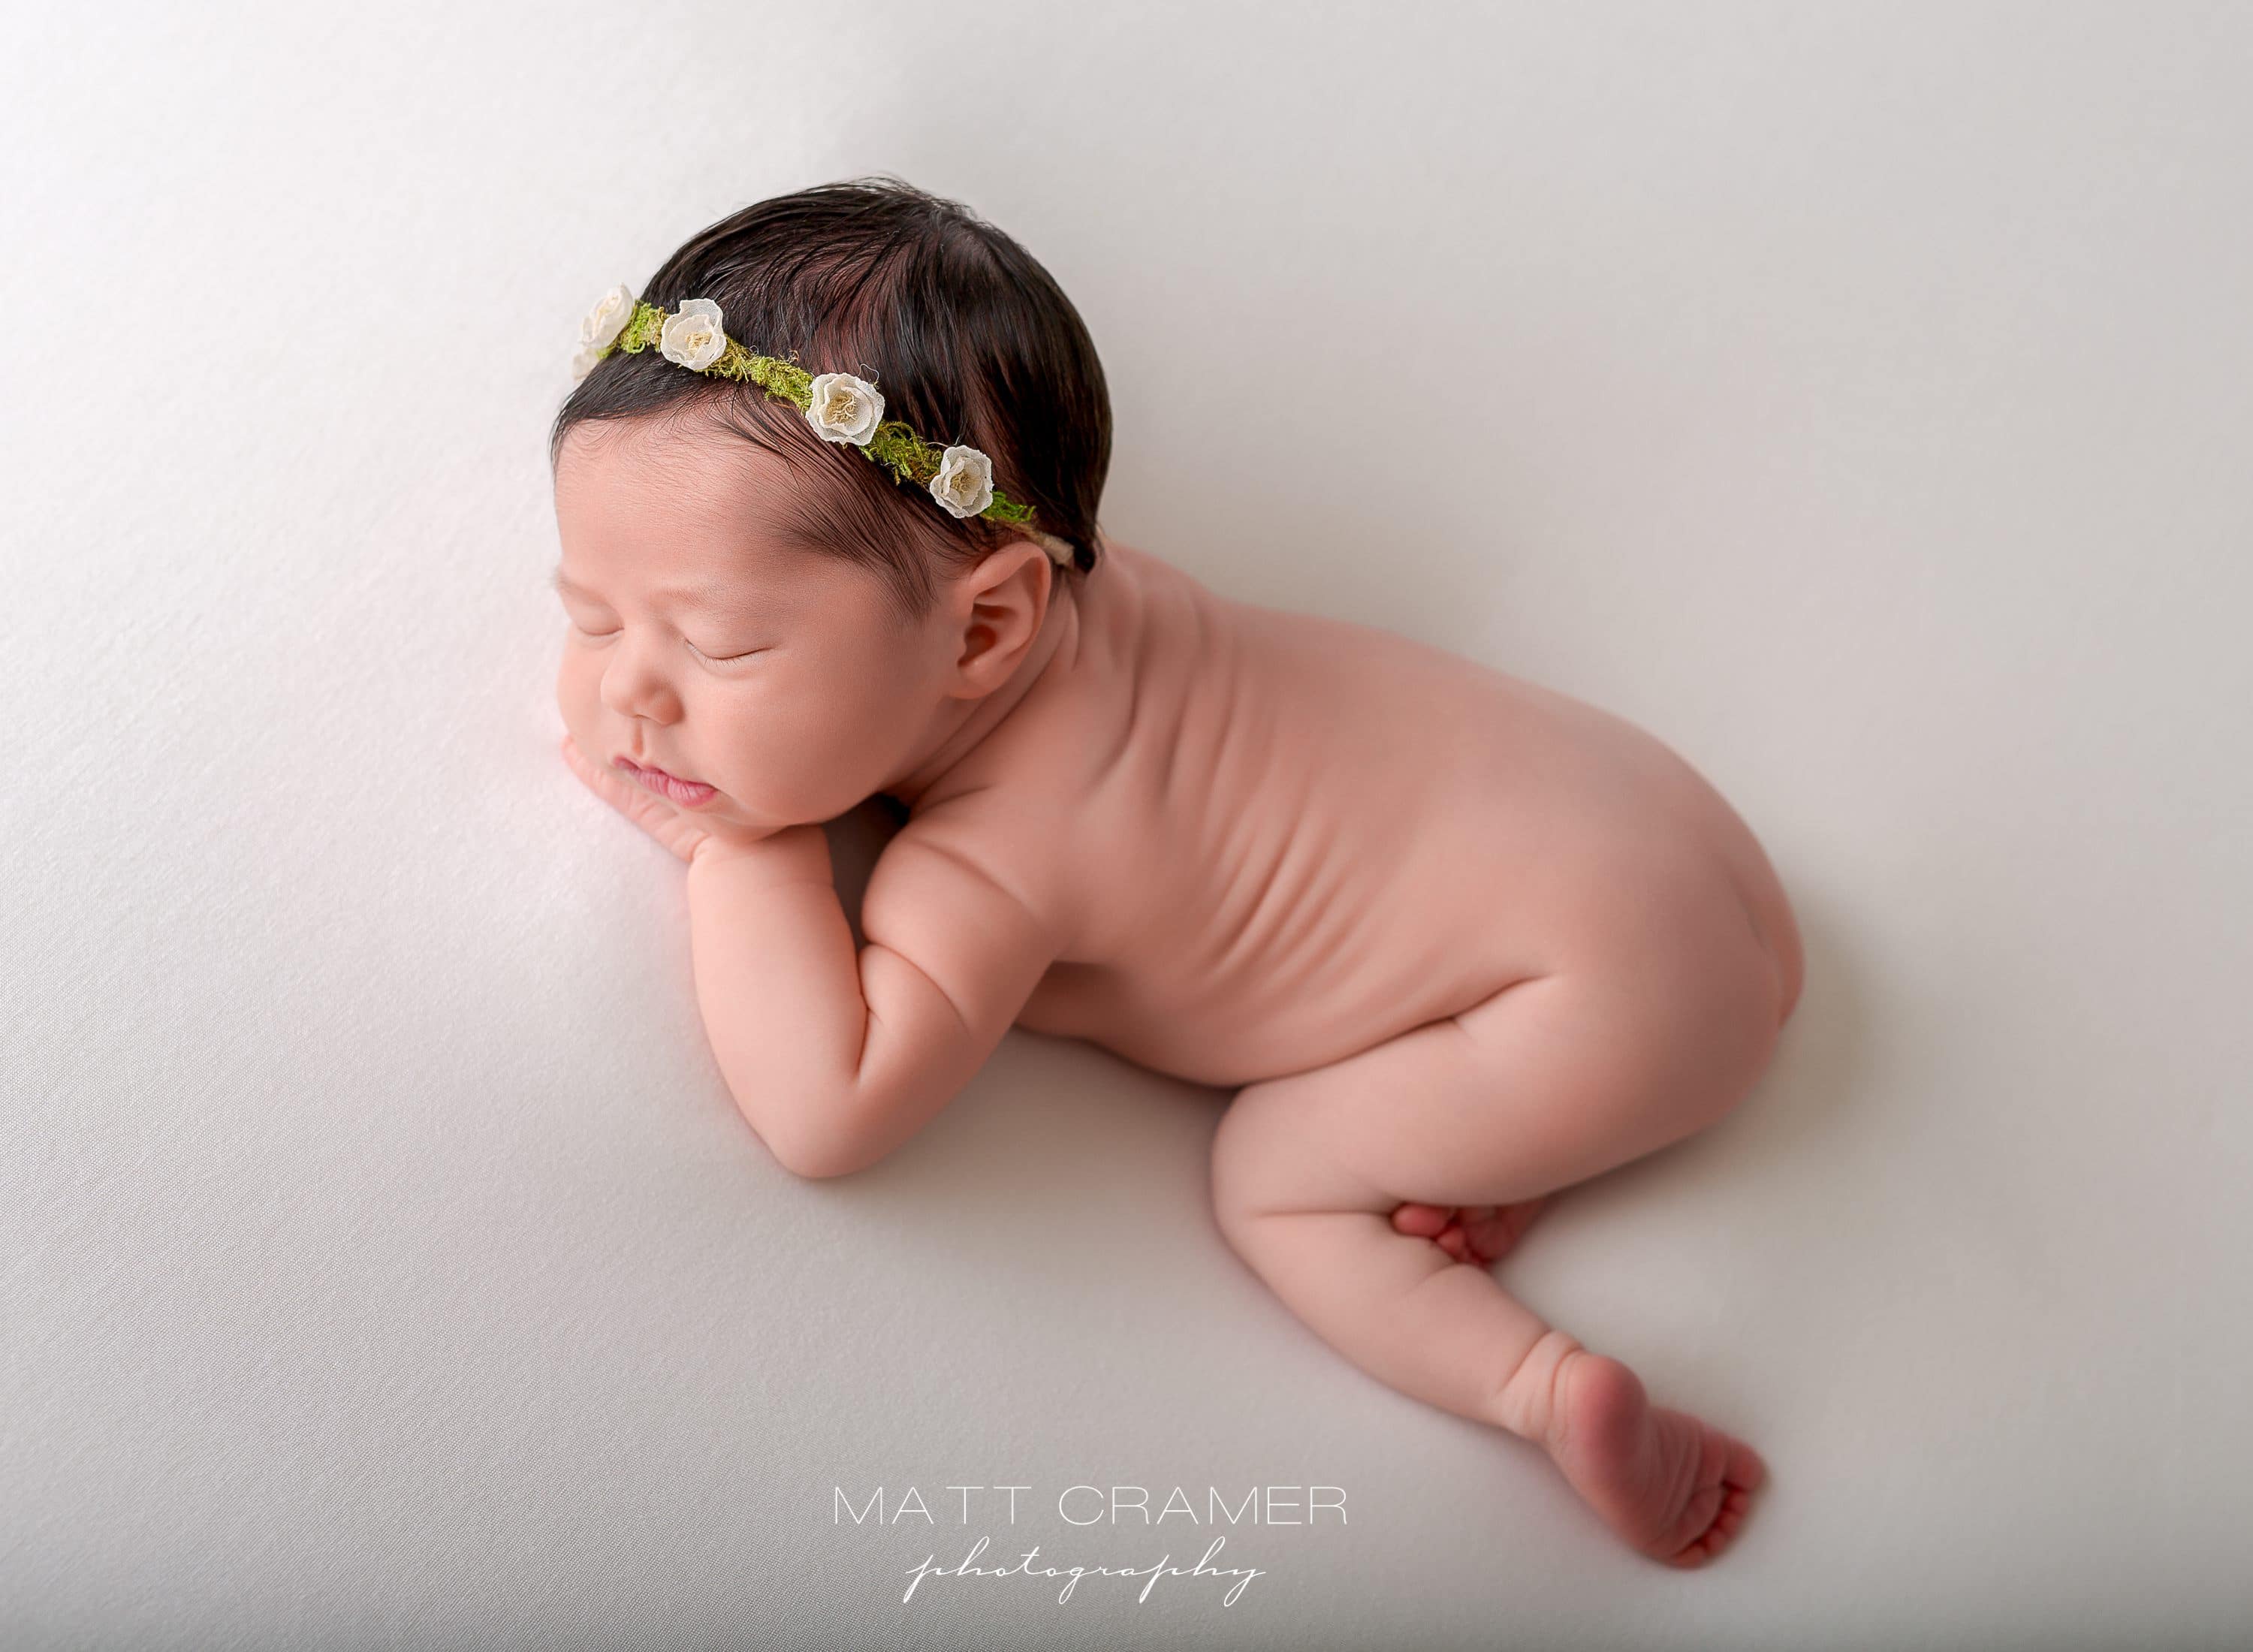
left=756, top=1114, right=878, bottom=1181
left=770, top=1138, right=864, bottom=1182
left=732, top=1067, right=927, bottom=1181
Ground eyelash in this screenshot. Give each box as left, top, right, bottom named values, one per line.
left=571, top=622, right=762, bottom=665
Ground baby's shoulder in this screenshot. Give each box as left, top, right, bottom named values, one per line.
left=879, top=776, right=1086, bottom=958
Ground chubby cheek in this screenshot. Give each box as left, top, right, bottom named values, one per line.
left=728, top=673, right=911, bottom=821
left=553, top=650, right=605, bottom=750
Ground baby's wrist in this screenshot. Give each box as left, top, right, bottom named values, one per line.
left=689, top=822, right=831, bottom=884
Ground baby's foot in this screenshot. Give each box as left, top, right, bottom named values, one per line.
left=1543, top=1351, right=1766, bottom=1567
left=1389, top=1197, right=1547, bottom=1265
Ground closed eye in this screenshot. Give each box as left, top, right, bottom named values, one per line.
left=565, top=619, right=762, bottom=662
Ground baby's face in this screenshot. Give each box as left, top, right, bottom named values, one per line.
left=550, top=416, right=958, bottom=831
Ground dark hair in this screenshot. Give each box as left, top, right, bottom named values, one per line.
left=549, top=175, right=1111, bottom=620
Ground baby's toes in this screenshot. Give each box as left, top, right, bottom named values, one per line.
left=1711, top=1484, right=1754, bottom=1544
left=1461, top=1198, right=1548, bottom=1265
left=1725, top=1437, right=1768, bottom=1496
left=1669, top=1486, right=1749, bottom=1567
left=1666, top=1437, right=1766, bottom=1567
left=1389, top=1202, right=1497, bottom=1265
left=1390, top=1202, right=1455, bottom=1240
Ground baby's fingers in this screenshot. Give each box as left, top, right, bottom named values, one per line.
left=562, top=734, right=633, bottom=809
left=560, top=735, right=701, bottom=860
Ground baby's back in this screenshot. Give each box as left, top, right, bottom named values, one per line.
left=921, top=541, right=1796, bottom=1089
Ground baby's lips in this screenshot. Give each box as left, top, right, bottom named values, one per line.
left=620, top=758, right=719, bottom=809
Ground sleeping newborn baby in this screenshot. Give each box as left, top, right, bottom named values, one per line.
left=550, top=179, right=1805, bottom=1570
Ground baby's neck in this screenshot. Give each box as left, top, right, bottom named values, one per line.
left=879, top=574, right=1082, bottom=811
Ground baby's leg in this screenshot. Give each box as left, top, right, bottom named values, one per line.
left=1208, top=946, right=1787, bottom=1568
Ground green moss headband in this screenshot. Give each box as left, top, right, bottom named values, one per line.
left=570, top=285, right=1073, bottom=565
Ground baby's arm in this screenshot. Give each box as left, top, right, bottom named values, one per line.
left=684, top=803, right=1058, bottom=1180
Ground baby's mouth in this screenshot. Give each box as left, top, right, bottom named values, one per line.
left=617, top=757, right=717, bottom=809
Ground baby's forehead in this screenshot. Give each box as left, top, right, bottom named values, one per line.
left=559, top=419, right=794, bottom=515
left=558, top=441, right=811, bottom=557
left=552, top=512, right=871, bottom=623
left=551, top=539, right=817, bottom=607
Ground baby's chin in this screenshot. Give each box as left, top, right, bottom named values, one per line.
left=714, top=774, right=886, bottom=831
left=703, top=787, right=807, bottom=834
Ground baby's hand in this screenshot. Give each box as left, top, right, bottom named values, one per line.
left=559, top=734, right=777, bottom=865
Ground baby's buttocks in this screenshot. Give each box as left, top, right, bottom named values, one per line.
left=976, top=544, right=1791, bottom=1090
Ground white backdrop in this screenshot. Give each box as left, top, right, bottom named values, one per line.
left=4, top=3, right=2249, bottom=1647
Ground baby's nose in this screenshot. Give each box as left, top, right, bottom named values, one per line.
left=599, top=645, right=680, bottom=722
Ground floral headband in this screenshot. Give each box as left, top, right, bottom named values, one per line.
left=570, top=285, right=1074, bottom=565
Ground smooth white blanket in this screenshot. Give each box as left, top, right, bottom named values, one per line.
left=5, top=3, right=2248, bottom=1647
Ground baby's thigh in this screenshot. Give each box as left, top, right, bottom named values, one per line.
left=1212, top=927, right=1784, bottom=1215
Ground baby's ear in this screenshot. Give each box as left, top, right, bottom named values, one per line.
left=946, top=539, right=1054, bottom=698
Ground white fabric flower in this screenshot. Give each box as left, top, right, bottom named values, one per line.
left=578, top=284, right=636, bottom=351
left=930, top=445, right=995, bottom=518
left=659, top=297, right=728, bottom=371
left=805, top=372, right=884, bottom=445
left=569, top=343, right=604, bottom=383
